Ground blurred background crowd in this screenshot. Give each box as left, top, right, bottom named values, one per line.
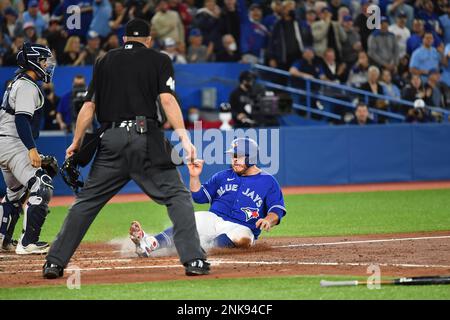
left=1, top=0, right=449, bottom=129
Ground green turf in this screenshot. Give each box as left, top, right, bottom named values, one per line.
left=23, top=189, right=450, bottom=243
left=1, top=275, right=450, bottom=300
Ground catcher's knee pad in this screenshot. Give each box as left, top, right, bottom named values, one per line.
left=23, top=169, right=54, bottom=245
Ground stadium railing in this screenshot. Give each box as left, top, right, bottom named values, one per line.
left=252, top=64, right=450, bottom=123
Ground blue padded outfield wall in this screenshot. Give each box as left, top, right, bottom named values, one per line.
left=0, top=64, right=250, bottom=110
left=1, top=124, right=450, bottom=196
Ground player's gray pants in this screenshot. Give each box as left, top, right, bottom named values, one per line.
left=47, top=127, right=205, bottom=266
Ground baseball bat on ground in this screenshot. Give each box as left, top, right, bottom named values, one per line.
left=320, top=276, right=450, bottom=287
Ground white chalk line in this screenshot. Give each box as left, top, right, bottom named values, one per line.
left=1, top=259, right=449, bottom=275
left=271, top=235, right=450, bottom=249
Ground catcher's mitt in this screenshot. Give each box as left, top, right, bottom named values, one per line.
left=60, top=156, right=84, bottom=193
left=40, top=154, right=59, bottom=178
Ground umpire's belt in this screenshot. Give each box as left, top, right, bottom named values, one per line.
left=110, top=119, right=158, bottom=128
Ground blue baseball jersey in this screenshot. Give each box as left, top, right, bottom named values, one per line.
left=192, top=169, right=286, bottom=239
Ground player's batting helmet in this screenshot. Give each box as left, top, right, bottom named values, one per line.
left=225, top=138, right=259, bottom=166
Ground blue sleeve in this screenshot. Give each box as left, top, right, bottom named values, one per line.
left=265, top=179, right=286, bottom=224
left=191, top=172, right=220, bottom=204
left=409, top=50, right=419, bottom=68
left=15, top=113, right=36, bottom=150
left=291, top=60, right=301, bottom=70
left=237, top=0, right=249, bottom=25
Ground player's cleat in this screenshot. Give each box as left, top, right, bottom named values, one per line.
left=1, top=239, right=18, bottom=252
left=43, top=262, right=64, bottom=279
left=129, top=221, right=158, bottom=257
left=15, top=241, right=49, bottom=255
left=184, top=259, right=210, bottom=276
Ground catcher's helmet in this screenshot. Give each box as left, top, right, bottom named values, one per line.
left=225, top=137, right=259, bottom=166
left=16, top=43, right=55, bottom=83
left=60, top=157, right=84, bottom=193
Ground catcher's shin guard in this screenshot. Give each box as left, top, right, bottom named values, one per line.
left=22, top=169, right=53, bottom=246
left=1, top=187, right=26, bottom=244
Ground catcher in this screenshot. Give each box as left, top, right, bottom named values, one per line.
left=0, top=43, right=57, bottom=255
left=129, top=138, right=286, bottom=257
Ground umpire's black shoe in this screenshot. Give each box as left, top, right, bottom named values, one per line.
left=184, top=259, right=210, bottom=276
left=43, top=262, right=64, bottom=279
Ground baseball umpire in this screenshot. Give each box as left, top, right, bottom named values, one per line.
left=0, top=43, right=56, bottom=255
left=43, top=18, right=210, bottom=278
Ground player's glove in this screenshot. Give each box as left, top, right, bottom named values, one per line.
left=40, top=154, right=59, bottom=178
left=60, top=156, right=84, bottom=194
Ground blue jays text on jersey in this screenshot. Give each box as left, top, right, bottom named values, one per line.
left=192, top=169, right=286, bottom=238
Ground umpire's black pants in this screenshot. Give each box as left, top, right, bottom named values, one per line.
left=47, top=126, right=205, bottom=266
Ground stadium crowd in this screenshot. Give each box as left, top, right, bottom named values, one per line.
left=1, top=0, right=449, bottom=128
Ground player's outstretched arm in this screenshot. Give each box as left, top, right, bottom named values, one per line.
left=256, top=213, right=279, bottom=232
left=187, top=159, right=204, bottom=192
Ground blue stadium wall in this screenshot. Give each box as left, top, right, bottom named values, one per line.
left=1, top=124, right=450, bottom=196
left=1, top=65, right=450, bottom=195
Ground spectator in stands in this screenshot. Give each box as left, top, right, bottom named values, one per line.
left=386, top=0, right=414, bottom=29
left=347, top=51, right=370, bottom=88
left=380, top=68, right=402, bottom=113
left=23, top=21, right=38, bottom=43
left=168, top=0, right=193, bottom=35
left=388, top=11, right=410, bottom=61
left=239, top=2, right=269, bottom=64
left=90, top=0, right=112, bottom=39
left=109, top=0, right=129, bottom=41
left=406, top=98, right=432, bottom=123
left=296, top=0, right=315, bottom=21
left=0, top=32, right=9, bottom=65
left=410, top=32, right=443, bottom=83
left=102, top=32, right=120, bottom=52
left=416, top=0, right=442, bottom=36
left=193, top=0, right=221, bottom=53
left=185, top=0, right=198, bottom=18
left=340, top=14, right=361, bottom=67
left=44, top=17, right=67, bottom=64
left=39, top=0, right=52, bottom=23
left=360, top=65, right=387, bottom=112
left=367, top=16, right=398, bottom=74
left=56, top=75, right=87, bottom=132
left=441, top=42, right=450, bottom=107
left=329, top=0, right=345, bottom=21
left=349, top=102, right=374, bottom=125
left=1, top=7, right=21, bottom=39
left=54, top=0, right=93, bottom=42
left=219, top=0, right=241, bottom=53
left=80, top=30, right=104, bottom=65
left=229, top=70, right=256, bottom=128
left=439, top=3, right=450, bottom=45
left=311, top=6, right=346, bottom=59
left=23, top=0, right=47, bottom=37
left=354, top=0, right=373, bottom=51
left=424, top=69, right=445, bottom=108
left=61, top=35, right=83, bottom=65
left=215, top=34, right=241, bottom=62
left=1, top=35, right=24, bottom=66
left=289, top=47, right=322, bottom=80
left=299, top=8, right=317, bottom=48
left=263, top=1, right=282, bottom=33
left=185, top=106, right=201, bottom=129
left=319, top=48, right=346, bottom=83
left=402, top=74, right=426, bottom=102
left=187, top=28, right=211, bottom=63
left=161, top=37, right=187, bottom=64
left=41, top=82, right=60, bottom=131
left=267, top=0, right=304, bottom=70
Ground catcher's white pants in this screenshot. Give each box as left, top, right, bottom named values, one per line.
left=194, top=211, right=255, bottom=247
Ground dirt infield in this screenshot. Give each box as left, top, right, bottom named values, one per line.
left=1, top=231, right=449, bottom=288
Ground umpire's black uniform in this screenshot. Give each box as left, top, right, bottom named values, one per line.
left=44, top=19, right=208, bottom=277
